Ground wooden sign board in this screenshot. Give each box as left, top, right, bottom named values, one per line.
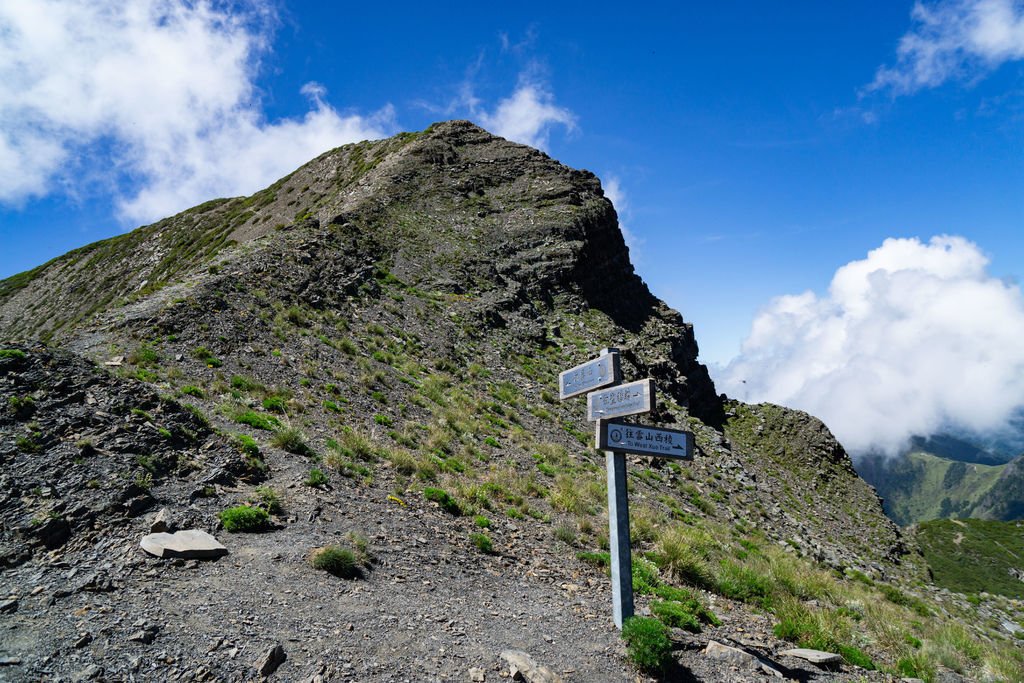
left=586, top=378, right=654, bottom=422
left=558, top=351, right=620, bottom=400
left=597, top=420, right=694, bottom=460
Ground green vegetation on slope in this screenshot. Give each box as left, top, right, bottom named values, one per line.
left=914, top=518, right=1024, bottom=599
left=858, top=451, right=1006, bottom=525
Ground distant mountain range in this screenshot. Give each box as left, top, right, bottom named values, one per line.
left=856, top=432, right=1024, bottom=526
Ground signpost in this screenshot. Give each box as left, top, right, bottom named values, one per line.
left=558, top=347, right=696, bottom=630
left=586, top=378, right=654, bottom=422
left=597, top=421, right=694, bottom=460
left=558, top=350, right=620, bottom=400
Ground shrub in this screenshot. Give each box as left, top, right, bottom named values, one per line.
left=474, top=515, right=491, bottom=529
left=310, top=532, right=373, bottom=578
left=179, top=385, right=205, bottom=398
left=655, top=526, right=717, bottom=588
left=632, top=557, right=662, bottom=595
left=271, top=427, right=314, bottom=456
left=716, top=560, right=773, bottom=607
left=262, top=396, right=288, bottom=413
left=836, top=645, right=874, bottom=670
left=423, top=487, right=461, bottom=515
left=8, top=395, right=35, bottom=418
left=219, top=505, right=268, bottom=532
left=651, top=600, right=701, bottom=632
left=330, top=429, right=378, bottom=461
left=373, top=413, right=393, bottom=426
left=470, top=532, right=493, bottom=554
left=251, top=485, right=282, bottom=514
left=311, top=546, right=360, bottom=578
left=15, top=434, right=41, bottom=453
left=879, top=584, right=931, bottom=617
left=0, top=349, right=27, bottom=360
left=192, top=346, right=222, bottom=367
left=387, top=448, right=418, bottom=475
left=129, top=343, right=160, bottom=366
left=577, top=551, right=611, bottom=568
left=233, top=411, right=279, bottom=431
left=306, top=468, right=328, bottom=487
left=233, top=433, right=260, bottom=456
left=622, top=617, right=671, bottom=673
left=554, top=524, right=576, bottom=546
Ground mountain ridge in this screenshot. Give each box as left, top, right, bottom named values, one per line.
left=3, top=121, right=1021, bottom=681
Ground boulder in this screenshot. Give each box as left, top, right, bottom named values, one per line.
left=779, top=648, right=842, bottom=665
left=139, top=530, right=227, bottom=559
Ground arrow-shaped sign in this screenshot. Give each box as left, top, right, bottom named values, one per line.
left=597, top=419, right=694, bottom=459
left=586, top=378, right=654, bottom=421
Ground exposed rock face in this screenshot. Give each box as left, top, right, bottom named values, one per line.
left=0, top=121, right=721, bottom=426
left=0, top=346, right=260, bottom=567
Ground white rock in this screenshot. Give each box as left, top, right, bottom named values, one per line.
left=139, top=530, right=227, bottom=559
left=779, top=648, right=842, bottom=665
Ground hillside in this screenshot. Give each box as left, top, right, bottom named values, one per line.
left=858, top=450, right=1024, bottom=525
left=2, top=121, right=1022, bottom=681
left=912, top=518, right=1024, bottom=599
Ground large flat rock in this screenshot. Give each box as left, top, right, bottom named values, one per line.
left=140, top=530, right=227, bottom=559
left=779, top=648, right=842, bottom=665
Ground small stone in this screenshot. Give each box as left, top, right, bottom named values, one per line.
left=128, top=629, right=156, bottom=644
left=140, top=530, right=227, bottom=560
left=74, top=632, right=92, bottom=648
left=469, top=667, right=486, bottom=682
left=0, top=657, right=22, bottom=666
left=72, top=664, right=103, bottom=681
left=103, top=356, right=124, bottom=366
left=150, top=508, right=173, bottom=533
left=0, top=599, right=17, bottom=614
left=256, top=643, right=286, bottom=677
left=499, top=650, right=562, bottom=683
left=779, top=648, right=842, bottom=665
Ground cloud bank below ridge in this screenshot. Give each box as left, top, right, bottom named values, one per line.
left=716, top=235, right=1024, bottom=456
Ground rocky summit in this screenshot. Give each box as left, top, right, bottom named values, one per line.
left=1, top=121, right=1021, bottom=681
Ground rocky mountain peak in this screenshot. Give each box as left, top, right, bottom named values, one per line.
left=3, top=122, right=1000, bottom=682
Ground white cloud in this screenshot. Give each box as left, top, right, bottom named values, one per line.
left=602, top=175, right=643, bottom=254
left=0, top=0, right=394, bottom=223
left=716, top=236, right=1024, bottom=456
left=478, top=80, right=576, bottom=150
left=870, top=0, right=1024, bottom=94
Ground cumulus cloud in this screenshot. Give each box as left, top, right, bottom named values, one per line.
left=869, top=0, right=1024, bottom=94
left=0, top=0, right=394, bottom=223
left=602, top=175, right=643, bottom=254
left=716, top=236, right=1024, bottom=456
left=477, top=80, right=576, bottom=150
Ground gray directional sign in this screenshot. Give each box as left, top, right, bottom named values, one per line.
left=558, top=350, right=620, bottom=400
left=586, top=378, right=654, bottom=421
left=597, top=420, right=694, bottom=459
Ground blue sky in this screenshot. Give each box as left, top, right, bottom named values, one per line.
left=2, top=1, right=1023, bottom=452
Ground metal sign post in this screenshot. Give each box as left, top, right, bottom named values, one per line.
left=558, top=347, right=694, bottom=630
left=604, top=441, right=633, bottom=629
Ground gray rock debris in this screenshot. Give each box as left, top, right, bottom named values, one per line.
left=256, top=644, right=287, bottom=677
left=703, top=640, right=782, bottom=678
left=150, top=507, right=173, bottom=533
left=499, top=650, right=562, bottom=683
left=140, top=529, right=227, bottom=559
